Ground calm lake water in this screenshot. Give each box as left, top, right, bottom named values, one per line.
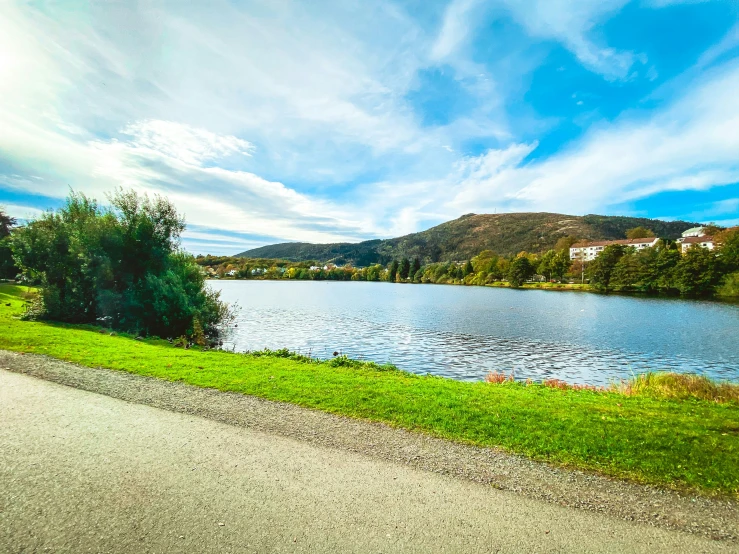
left=210, top=280, right=739, bottom=385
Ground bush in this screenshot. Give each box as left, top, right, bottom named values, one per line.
left=11, top=189, right=230, bottom=339
left=716, top=272, right=739, bottom=298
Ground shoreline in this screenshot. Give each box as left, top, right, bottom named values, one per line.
left=207, top=276, right=739, bottom=303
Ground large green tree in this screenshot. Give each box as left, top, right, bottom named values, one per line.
left=507, top=256, right=535, bottom=287
left=410, top=257, right=421, bottom=278
left=587, top=245, right=626, bottom=291
left=0, top=208, right=17, bottom=279
left=715, top=227, right=739, bottom=271
left=674, top=246, right=723, bottom=296
left=388, top=260, right=399, bottom=282
left=398, top=257, right=410, bottom=280
left=11, top=190, right=229, bottom=339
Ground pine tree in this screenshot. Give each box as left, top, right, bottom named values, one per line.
left=410, top=257, right=421, bottom=277
left=399, top=257, right=410, bottom=280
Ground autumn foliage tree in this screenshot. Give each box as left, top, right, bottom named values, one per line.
left=625, top=227, right=655, bottom=239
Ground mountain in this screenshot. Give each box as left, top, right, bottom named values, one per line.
left=237, top=212, right=698, bottom=265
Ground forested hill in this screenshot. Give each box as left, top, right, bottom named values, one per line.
left=237, top=212, right=698, bottom=265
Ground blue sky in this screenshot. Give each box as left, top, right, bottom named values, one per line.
left=1, top=0, right=738, bottom=254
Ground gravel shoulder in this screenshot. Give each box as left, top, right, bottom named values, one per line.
left=1, top=350, right=738, bottom=548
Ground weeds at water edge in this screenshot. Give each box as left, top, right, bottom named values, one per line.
left=485, top=370, right=739, bottom=403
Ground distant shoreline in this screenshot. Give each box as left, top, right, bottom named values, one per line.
left=206, top=276, right=739, bottom=303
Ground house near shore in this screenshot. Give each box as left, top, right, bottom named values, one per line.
left=679, top=236, right=715, bottom=253
left=675, top=226, right=715, bottom=253
left=569, top=237, right=660, bottom=261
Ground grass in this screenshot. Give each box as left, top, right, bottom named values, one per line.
left=615, top=372, right=739, bottom=403
left=488, top=371, right=739, bottom=404
left=1, top=283, right=738, bottom=497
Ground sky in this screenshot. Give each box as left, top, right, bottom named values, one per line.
left=1, top=0, right=738, bottom=255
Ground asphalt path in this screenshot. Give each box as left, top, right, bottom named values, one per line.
left=1, top=369, right=735, bottom=553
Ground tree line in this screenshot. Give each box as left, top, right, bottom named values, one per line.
left=201, top=230, right=739, bottom=298
left=586, top=233, right=739, bottom=296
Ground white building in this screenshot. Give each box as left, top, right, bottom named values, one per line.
left=680, top=236, right=715, bottom=253
left=569, top=237, right=660, bottom=261
left=679, top=226, right=706, bottom=239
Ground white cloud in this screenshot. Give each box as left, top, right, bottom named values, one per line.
left=431, top=0, right=481, bottom=61
left=121, top=121, right=254, bottom=166
left=497, top=0, right=638, bottom=79
left=430, top=0, right=638, bottom=79
left=445, top=61, right=739, bottom=214
left=0, top=204, right=46, bottom=222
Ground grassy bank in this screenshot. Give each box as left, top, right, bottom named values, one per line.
left=484, top=281, right=592, bottom=291
left=1, top=284, right=737, bottom=497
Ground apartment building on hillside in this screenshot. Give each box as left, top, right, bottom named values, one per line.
left=569, top=237, right=660, bottom=261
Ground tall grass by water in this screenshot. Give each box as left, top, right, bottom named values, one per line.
left=485, top=370, right=739, bottom=403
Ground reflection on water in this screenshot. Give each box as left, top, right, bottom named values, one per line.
left=210, top=280, right=739, bottom=385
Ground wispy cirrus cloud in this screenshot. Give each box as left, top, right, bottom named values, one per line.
left=431, top=0, right=639, bottom=79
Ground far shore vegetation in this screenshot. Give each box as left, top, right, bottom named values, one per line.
left=197, top=224, right=739, bottom=299
left=1, top=283, right=737, bottom=498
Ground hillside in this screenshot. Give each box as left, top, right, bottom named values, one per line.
left=237, top=212, right=698, bottom=264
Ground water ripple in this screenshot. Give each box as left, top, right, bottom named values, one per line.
left=212, top=281, right=739, bottom=385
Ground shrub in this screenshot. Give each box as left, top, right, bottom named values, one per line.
left=484, top=370, right=514, bottom=383
left=11, top=189, right=230, bottom=339
left=716, top=272, right=739, bottom=298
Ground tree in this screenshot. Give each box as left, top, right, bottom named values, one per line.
left=11, top=189, right=229, bottom=339
left=702, top=223, right=723, bottom=237
left=554, top=236, right=578, bottom=252
left=674, top=246, right=722, bottom=296
left=587, top=245, right=625, bottom=291
left=388, top=260, right=399, bottom=282
left=398, top=257, right=410, bottom=280
left=471, top=250, right=497, bottom=273
left=551, top=250, right=570, bottom=281
left=625, top=227, right=655, bottom=239
left=507, top=256, right=534, bottom=287
left=0, top=209, right=16, bottom=237
left=537, top=250, right=556, bottom=280
left=410, top=257, right=421, bottom=278
left=611, top=251, right=642, bottom=290
left=0, top=207, right=17, bottom=279
left=654, top=245, right=681, bottom=292
left=715, top=227, right=739, bottom=271
left=464, top=260, right=474, bottom=276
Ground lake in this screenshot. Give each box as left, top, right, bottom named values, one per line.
left=210, top=280, right=739, bottom=385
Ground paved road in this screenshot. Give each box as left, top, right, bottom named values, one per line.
left=0, top=369, right=734, bottom=553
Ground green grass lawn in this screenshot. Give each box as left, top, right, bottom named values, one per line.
left=1, top=284, right=737, bottom=497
